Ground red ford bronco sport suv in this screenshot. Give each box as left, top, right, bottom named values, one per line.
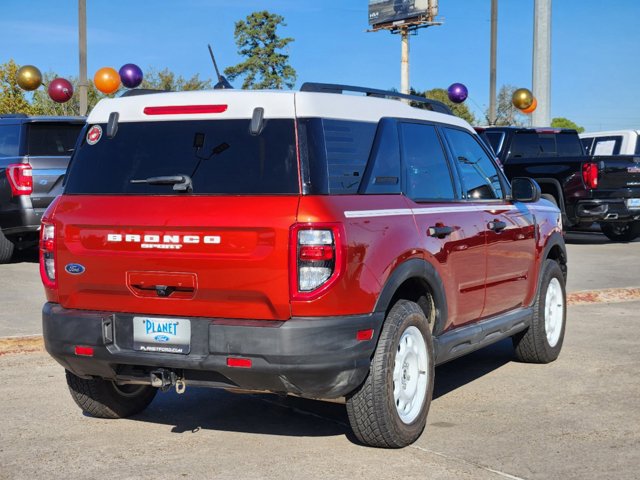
left=41, top=83, right=567, bottom=448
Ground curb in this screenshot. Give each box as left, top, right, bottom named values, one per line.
left=2, top=287, right=640, bottom=356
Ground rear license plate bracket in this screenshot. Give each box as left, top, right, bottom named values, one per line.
left=133, top=316, right=191, bottom=354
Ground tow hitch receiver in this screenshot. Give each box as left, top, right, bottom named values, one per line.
left=150, top=369, right=187, bottom=394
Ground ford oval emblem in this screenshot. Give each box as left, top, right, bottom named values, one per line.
left=154, top=335, right=170, bottom=343
left=65, top=263, right=86, bottom=275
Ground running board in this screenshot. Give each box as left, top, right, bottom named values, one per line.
left=434, top=308, right=533, bottom=365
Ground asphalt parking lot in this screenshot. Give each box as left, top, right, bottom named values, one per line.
left=1, top=231, right=639, bottom=479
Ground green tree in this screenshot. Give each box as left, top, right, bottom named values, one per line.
left=141, top=68, right=212, bottom=91
left=551, top=117, right=584, bottom=133
left=224, top=11, right=296, bottom=89
left=0, top=59, right=37, bottom=115
left=488, top=84, right=528, bottom=127
left=411, top=87, right=477, bottom=124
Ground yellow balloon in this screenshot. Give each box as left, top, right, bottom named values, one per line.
left=16, top=65, right=43, bottom=91
left=512, top=88, right=534, bottom=110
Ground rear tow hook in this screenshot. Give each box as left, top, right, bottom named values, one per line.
left=150, top=369, right=187, bottom=394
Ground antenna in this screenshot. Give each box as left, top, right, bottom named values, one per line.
left=208, top=44, right=233, bottom=89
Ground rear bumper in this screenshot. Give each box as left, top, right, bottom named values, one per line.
left=42, top=303, right=384, bottom=399
left=0, top=203, right=42, bottom=237
left=573, top=199, right=640, bottom=223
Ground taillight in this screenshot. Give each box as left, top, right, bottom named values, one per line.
left=6, top=163, right=33, bottom=196
left=582, top=162, right=598, bottom=189
left=40, top=223, right=56, bottom=289
left=290, top=224, right=344, bottom=299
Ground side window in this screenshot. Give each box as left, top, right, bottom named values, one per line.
left=399, top=123, right=455, bottom=201
left=592, top=136, right=622, bottom=156
left=362, top=119, right=401, bottom=194
left=581, top=137, right=593, bottom=155
left=324, top=120, right=377, bottom=194
left=635, top=137, right=640, bottom=155
left=443, top=127, right=504, bottom=200
left=0, top=125, right=21, bottom=157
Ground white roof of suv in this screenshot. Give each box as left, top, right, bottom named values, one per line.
left=87, top=88, right=474, bottom=132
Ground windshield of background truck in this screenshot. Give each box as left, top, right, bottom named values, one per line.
left=27, top=123, right=83, bottom=156
left=64, top=119, right=299, bottom=195
left=508, top=131, right=584, bottom=159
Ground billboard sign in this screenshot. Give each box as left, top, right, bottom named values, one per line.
left=368, top=0, right=435, bottom=27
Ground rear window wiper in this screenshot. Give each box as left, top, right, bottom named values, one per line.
left=130, top=174, right=193, bottom=192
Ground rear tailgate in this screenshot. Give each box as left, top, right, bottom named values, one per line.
left=54, top=195, right=298, bottom=320
left=595, top=155, right=640, bottom=191
left=29, top=156, right=69, bottom=209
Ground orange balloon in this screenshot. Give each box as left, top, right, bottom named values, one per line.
left=521, top=97, right=537, bottom=114
left=94, top=67, right=121, bottom=94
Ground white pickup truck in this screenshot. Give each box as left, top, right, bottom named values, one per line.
left=580, top=129, right=640, bottom=156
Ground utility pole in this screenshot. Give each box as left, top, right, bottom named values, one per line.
left=489, top=0, right=498, bottom=125
left=532, top=0, right=551, bottom=126
left=400, top=27, right=410, bottom=95
left=78, top=0, right=88, bottom=116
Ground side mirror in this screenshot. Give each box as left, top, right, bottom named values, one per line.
left=511, top=177, right=541, bottom=203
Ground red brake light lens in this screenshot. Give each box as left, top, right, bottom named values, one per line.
left=74, top=346, right=94, bottom=357
left=226, top=357, right=252, bottom=368
left=6, top=163, right=33, bottom=196
left=39, top=223, right=56, bottom=289
left=582, top=162, right=598, bottom=189
left=143, top=105, right=228, bottom=115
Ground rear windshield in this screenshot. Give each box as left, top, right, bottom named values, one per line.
left=484, top=131, right=504, bottom=155
left=507, top=131, right=584, bottom=159
left=65, top=119, right=299, bottom=195
left=27, top=123, right=83, bottom=156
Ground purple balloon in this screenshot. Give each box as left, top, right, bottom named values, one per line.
left=48, top=78, right=73, bottom=103
left=119, top=63, right=143, bottom=89
left=447, top=83, right=468, bottom=104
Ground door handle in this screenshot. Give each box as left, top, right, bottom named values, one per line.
left=428, top=225, right=454, bottom=238
left=488, top=220, right=507, bottom=232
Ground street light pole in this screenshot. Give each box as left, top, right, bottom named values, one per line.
left=532, top=0, right=552, bottom=126
left=78, top=0, right=88, bottom=116
left=489, top=0, right=498, bottom=125
left=400, top=27, right=410, bottom=97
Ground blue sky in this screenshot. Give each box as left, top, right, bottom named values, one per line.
left=1, top=0, right=638, bottom=131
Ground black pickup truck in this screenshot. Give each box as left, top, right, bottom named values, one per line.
left=0, top=115, right=84, bottom=262
left=476, top=126, right=640, bottom=242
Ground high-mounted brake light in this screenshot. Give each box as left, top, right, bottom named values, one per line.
left=143, top=105, right=228, bottom=116
left=39, top=223, right=56, bottom=289
left=6, top=163, right=33, bottom=196
left=582, top=162, right=598, bottom=189
left=290, top=224, right=344, bottom=300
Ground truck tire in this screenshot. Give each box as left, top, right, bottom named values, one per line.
left=513, top=259, right=566, bottom=363
left=600, top=221, right=640, bottom=242
left=0, top=230, right=15, bottom=264
left=346, top=300, right=434, bottom=448
left=66, top=370, right=157, bottom=419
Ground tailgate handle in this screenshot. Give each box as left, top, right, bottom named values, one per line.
left=127, top=272, right=197, bottom=299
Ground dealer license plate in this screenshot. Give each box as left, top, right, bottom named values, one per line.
left=133, top=317, right=191, bottom=354
left=626, top=198, right=640, bottom=209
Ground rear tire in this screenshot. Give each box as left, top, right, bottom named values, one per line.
left=346, top=300, right=434, bottom=448
left=65, top=370, right=158, bottom=418
left=600, top=221, right=640, bottom=242
left=0, top=230, right=15, bottom=264
left=513, top=260, right=566, bottom=363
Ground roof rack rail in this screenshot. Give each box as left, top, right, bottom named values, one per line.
left=300, top=82, right=453, bottom=116
left=120, top=89, right=169, bottom=97
left=0, top=113, right=29, bottom=119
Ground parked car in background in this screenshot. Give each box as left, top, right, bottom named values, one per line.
left=0, top=114, right=84, bottom=262
left=476, top=126, right=640, bottom=242
left=580, top=129, right=640, bottom=156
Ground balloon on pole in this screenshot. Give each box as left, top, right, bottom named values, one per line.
left=94, top=67, right=121, bottom=94
left=119, top=63, right=143, bottom=89
left=521, top=97, right=537, bottom=114
left=447, top=83, right=468, bottom=103
left=512, top=88, right=534, bottom=110
left=48, top=78, right=74, bottom=103
left=16, top=65, right=43, bottom=91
